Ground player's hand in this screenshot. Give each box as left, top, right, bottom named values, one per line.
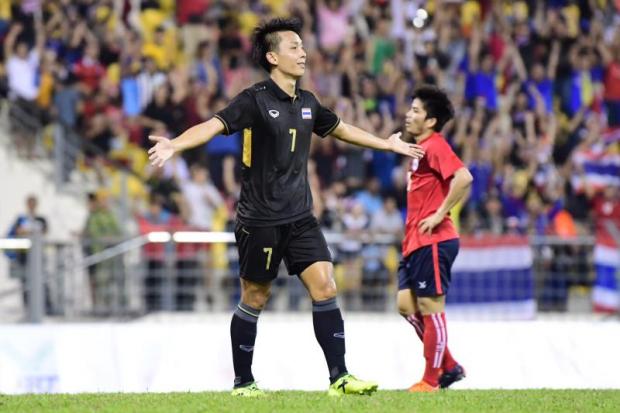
left=418, top=212, right=444, bottom=236
left=148, top=135, right=175, bottom=167
left=388, top=132, right=425, bottom=159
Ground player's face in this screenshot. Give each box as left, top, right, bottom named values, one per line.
left=405, top=98, right=434, bottom=136
left=270, top=31, right=306, bottom=78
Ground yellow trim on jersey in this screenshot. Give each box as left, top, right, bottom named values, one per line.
left=243, top=128, right=252, bottom=167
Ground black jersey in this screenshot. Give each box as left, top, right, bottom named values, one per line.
left=215, top=78, right=340, bottom=226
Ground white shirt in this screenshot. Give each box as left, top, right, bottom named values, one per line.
left=340, top=212, right=368, bottom=253
left=137, top=71, right=167, bottom=110
left=182, top=181, right=223, bottom=229
left=7, top=50, right=39, bottom=100
left=371, top=209, right=404, bottom=236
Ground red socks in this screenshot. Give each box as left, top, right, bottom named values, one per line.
left=404, top=312, right=457, bottom=386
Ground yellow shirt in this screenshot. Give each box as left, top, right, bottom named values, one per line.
left=238, top=11, right=260, bottom=37
left=36, top=72, right=54, bottom=108
left=262, top=0, right=290, bottom=17
left=0, top=0, right=10, bottom=19
left=142, top=42, right=169, bottom=69
left=562, top=4, right=580, bottom=38
left=461, top=0, right=481, bottom=28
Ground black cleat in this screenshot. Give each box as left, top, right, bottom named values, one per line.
left=439, top=364, right=466, bottom=389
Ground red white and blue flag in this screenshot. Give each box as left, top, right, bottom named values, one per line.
left=447, top=236, right=535, bottom=320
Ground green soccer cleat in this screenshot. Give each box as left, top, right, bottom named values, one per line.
left=230, top=382, right=266, bottom=397
left=327, top=373, right=379, bottom=396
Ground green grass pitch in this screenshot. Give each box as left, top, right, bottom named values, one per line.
left=1, top=390, right=619, bottom=413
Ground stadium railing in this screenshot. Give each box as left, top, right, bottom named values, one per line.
left=1, top=230, right=617, bottom=322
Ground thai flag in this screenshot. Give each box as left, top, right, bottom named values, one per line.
left=592, top=239, right=620, bottom=313
left=301, top=107, right=312, bottom=119
left=572, top=145, right=620, bottom=191
left=446, top=236, right=535, bottom=320
left=602, top=128, right=620, bottom=144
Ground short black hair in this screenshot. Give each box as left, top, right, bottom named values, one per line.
left=411, top=85, right=454, bottom=131
left=251, top=18, right=302, bottom=72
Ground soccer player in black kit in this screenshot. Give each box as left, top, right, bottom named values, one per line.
left=148, top=18, right=424, bottom=397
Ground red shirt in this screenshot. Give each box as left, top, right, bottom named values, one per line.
left=72, top=58, right=105, bottom=91
left=402, top=132, right=465, bottom=256
left=604, top=62, right=620, bottom=101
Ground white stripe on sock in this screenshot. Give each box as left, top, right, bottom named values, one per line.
left=432, top=313, right=446, bottom=368
left=431, top=314, right=438, bottom=368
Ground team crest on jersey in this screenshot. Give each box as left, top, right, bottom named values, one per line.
left=411, top=158, right=419, bottom=172
left=268, top=109, right=279, bottom=118
left=301, top=107, right=312, bottom=119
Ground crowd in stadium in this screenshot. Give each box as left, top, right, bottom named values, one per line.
left=2, top=0, right=620, bottom=244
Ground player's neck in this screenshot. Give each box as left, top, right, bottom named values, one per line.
left=414, top=130, right=434, bottom=144
left=270, top=71, right=297, bottom=97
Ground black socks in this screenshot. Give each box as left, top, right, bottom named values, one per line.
left=230, top=302, right=261, bottom=387
left=312, top=297, right=348, bottom=383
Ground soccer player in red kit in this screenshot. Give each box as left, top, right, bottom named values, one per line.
left=397, top=85, right=473, bottom=392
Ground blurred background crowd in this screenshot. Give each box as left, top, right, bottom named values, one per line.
left=3, top=0, right=620, bottom=237
left=2, top=0, right=620, bottom=313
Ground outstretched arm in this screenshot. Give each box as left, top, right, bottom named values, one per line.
left=418, top=167, right=473, bottom=235
left=148, top=117, right=225, bottom=167
left=547, top=41, right=560, bottom=80
left=330, top=120, right=425, bottom=158
left=33, top=9, right=45, bottom=57
left=4, top=23, right=22, bottom=59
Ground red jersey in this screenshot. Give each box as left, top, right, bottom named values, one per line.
left=403, top=132, right=465, bottom=257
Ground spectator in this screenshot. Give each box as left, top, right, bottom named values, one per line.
left=338, top=202, right=369, bottom=310
left=355, top=177, right=383, bottom=216
left=598, top=28, right=620, bottom=127
left=5, top=20, right=45, bottom=156
left=182, top=164, right=224, bottom=230
left=146, top=163, right=188, bottom=218
left=4, top=195, right=48, bottom=311
left=136, top=193, right=181, bottom=312
left=370, top=196, right=404, bottom=239
left=72, top=41, right=106, bottom=93
left=2, top=0, right=619, bottom=248
left=317, top=0, right=350, bottom=52
left=82, top=192, right=123, bottom=313
left=137, top=57, right=167, bottom=110
left=5, top=22, right=43, bottom=103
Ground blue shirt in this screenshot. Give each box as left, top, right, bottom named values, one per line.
left=121, top=77, right=141, bottom=117
left=469, top=161, right=493, bottom=205
left=474, top=71, right=498, bottom=110
left=206, top=131, right=240, bottom=155
left=370, top=150, right=396, bottom=191
left=355, top=191, right=383, bottom=216
left=527, top=79, right=554, bottom=113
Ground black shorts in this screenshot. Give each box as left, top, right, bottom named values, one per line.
left=398, top=239, right=459, bottom=297
left=234, top=215, right=332, bottom=283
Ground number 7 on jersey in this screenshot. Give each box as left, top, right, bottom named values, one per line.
left=289, top=128, right=296, bottom=152
left=263, top=247, right=273, bottom=270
